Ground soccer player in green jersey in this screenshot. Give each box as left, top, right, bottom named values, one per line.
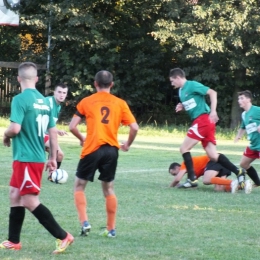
left=45, top=83, right=68, bottom=175
left=0, top=62, right=74, bottom=254
left=233, top=90, right=260, bottom=190
left=169, top=68, right=247, bottom=191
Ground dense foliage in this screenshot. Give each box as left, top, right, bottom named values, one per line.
left=1, top=0, right=260, bottom=128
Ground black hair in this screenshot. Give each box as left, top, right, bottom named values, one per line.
left=169, top=162, right=180, bottom=172
left=94, top=70, right=113, bottom=89
left=169, top=68, right=185, bottom=78
left=55, top=83, right=68, bottom=90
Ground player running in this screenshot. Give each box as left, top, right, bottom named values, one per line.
left=233, top=90, right=260, bottom=191
left=169, top=68, right=247, bottom=189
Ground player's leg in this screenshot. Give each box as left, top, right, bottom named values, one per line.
left=0, top=160, right=26, bottom=250
left=203, top=169, right=221, bottom=184
left=180, top=136, right=199, bottom=183
left=46, top=140, right=63, bottom=168
left=203, top=161, right=233, bottom=192
left=57, top=144, right=64, bottom=169
left=205, top=143, right=246, bottom=188
left=214, top=176, right=230, bottom=192
left=99, top=145, right=118, bottom=238
left=203, top=169, right=231, bottom=191
left=101, top=181, right=117, bottom=238
left=180, top=114, right=210, bottom=187
left=240, top=148, right=260, bottom=186
left=74, top=177, right=91, bottom=236
left=74, top=152, right=98, bottom=236
left=0, top=186, right=24, bottom=250
left=28, top=196, right=74, bottom=254
left=22, top=163, right=73, bottom=254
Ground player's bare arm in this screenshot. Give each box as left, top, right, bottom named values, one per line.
left=170, top=169, right=186, bottom=187
left=234, top=129, right=246, bottom=143
left=3, top=122, right=21, bottom=147
left=57, top=130, right=68, bottom=136
left=69, top=115, right=85, bottom=146
left=46, top=126, right=58, bottom=172
left=207, top=89, right=219, bottom=123
left=120, top=122, right=139, bottom=152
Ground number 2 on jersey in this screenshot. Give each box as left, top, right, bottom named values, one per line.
left=101, top=107, right=109, bottom=124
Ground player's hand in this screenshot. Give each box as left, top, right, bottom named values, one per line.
left=209, top=111, right=219, bottom=123
left=45, top=159, right=57, bottom=173
left=79, top=136, right=86, bottom=147
left=175, top=103, right=183, bottom=113
left=3, top=135, right=11, bottom=147
left=57, top=130, right=68, bottom=136
left=120, top=141, right=130, bottom=152
left=234, top=136, right=240, bottom=143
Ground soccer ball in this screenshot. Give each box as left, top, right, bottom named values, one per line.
left=51, top=169, right=68, bottom=184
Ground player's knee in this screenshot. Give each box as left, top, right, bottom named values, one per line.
left=57, top=150, right=64, bottom=161
left=203, top=180, right=211, bottom=185
left=240, top=162, right=249, bottom=169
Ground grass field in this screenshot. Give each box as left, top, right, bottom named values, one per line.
left=0, top=124, right=259, bottom=260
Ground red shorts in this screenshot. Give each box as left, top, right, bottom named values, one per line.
left=10, top=161, right=45, bottom=196
left=44, top=134, right=49, bottom=144
left=187, top=114, right=216, bottom=148
left=243, top=147, right=260, bottom=159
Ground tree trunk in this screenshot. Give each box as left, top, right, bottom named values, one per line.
left=229, top=69, right=246, bottom=129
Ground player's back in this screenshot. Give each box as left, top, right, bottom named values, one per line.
left=11, top=89, right=53, bottom=162
left=192, top=155, right=210, bottom=178
left=77, top=91, right=135, bottom=157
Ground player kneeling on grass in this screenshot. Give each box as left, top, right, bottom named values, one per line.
left=168, top=155, right=253, bottom=194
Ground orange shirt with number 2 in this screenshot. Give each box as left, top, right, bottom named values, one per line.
left=76, top=92, right=136, bottom=158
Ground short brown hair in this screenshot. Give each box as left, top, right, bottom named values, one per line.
left=18, top=62, right=37, bottom=79
left=238, top=90, right=253, bottom=101
left=95, top=70, right=113, bottom=88
left=169, top=68, right=186, bottom=78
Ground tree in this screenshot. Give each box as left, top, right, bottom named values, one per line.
left=152, top=0, right=260, bottom=128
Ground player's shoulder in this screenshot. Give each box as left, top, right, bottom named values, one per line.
left=45, top=95, right=54, bottom=102
left=251, top=105, right=260, bottom=112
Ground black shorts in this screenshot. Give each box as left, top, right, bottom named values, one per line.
left=76, top=144, right=119, bottom=182
left=204, top=161, right=231, bottom=177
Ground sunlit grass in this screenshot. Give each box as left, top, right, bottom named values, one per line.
left=0, top=117, right=256, bottom=260
left=0, top=117, right=241, bottom=140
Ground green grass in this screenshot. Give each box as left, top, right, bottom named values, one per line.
left=0, top=122, right=259, bottom=260
left=0, top=117, right=241, bottom=140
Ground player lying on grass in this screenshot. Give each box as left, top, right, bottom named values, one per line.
left=168, top=155, right=252, bottom=194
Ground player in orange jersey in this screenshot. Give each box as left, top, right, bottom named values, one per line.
left=69, top=70, right=139, bottom=238
left=168, top=155, right=240, bottom=192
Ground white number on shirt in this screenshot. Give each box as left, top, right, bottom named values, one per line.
left=36, top=114, right=49, bottom=137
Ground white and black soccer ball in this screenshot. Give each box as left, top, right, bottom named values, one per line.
left=51, top=169, right=68, bottom=184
